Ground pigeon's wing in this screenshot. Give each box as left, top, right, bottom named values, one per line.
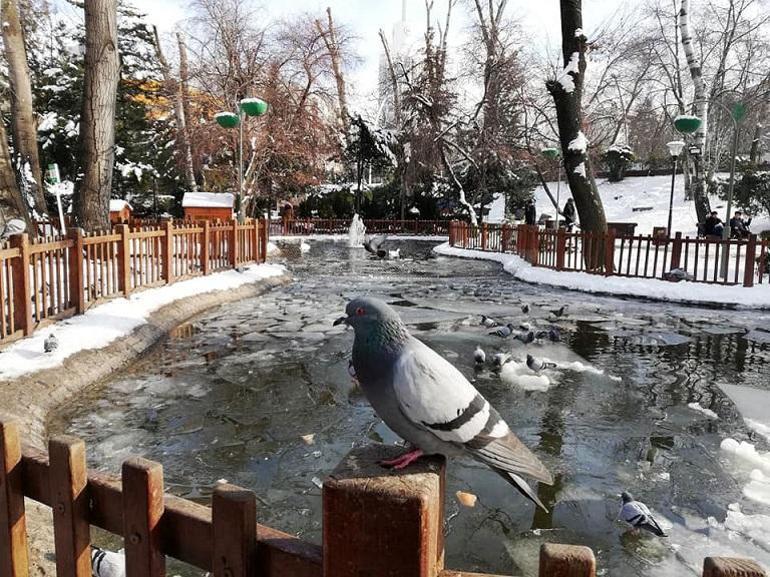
left=369, top=234, right=387, bottom=250
left=392, top=339, right=553, bottom=487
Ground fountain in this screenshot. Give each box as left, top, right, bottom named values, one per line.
left=347, top=214, right=367, bottom=248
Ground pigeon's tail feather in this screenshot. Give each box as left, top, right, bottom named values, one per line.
left=469, top=431, right=553, bottom=486
left=493, top=468, right=548, bottom=512
left=638, top=518, right=667, bottom=537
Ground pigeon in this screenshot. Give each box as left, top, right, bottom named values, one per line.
left=519, top=322, right=532, bottom=332
left=387, top=248, right=401, bottom=260
left=526, top=354, right=557, bottom=373
left=492, top=352, right=511, bottom=369
left=619, top=492, right=667, bottom=537
left=474, top=345, right=486, bottom=365
left=513, top=330, right=535, bottom=344
left=480, top=315, right=498, bottom=328
left=490, top=323, right=516, bottom=338
left=550, top=305, right=567, bottom=318
left=548, top=326, right=561, bottom=342
left=44, top=333, right=58, bottom=353
left=91, top=546, right=125, bottom=577
left=521, top=304, right=530, bottom=314
left=363, top=234, right=388, bottom=258
left=335, top=297, right=553, bottom=511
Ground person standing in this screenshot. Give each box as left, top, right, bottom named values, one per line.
left=524, top=198, right=537, bottom=226
left=562, top=198, right=576, bottom=231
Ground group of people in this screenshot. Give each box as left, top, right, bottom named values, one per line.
left=703, top=210, right=752, bottom=239
left=525, top=198, right=576, bottom=231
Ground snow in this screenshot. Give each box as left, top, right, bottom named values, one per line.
left=182, top=192, right=235, bottom=208
left=556, top=51, right=580, bottom=93
left=573, top=162, right=587, bottom=178
left=719, top=384, right=770, bottom=441
left=568, top=131, right=588, bottom=153
left=0, top=263, right=286, bottom=380
left=433, top=243, right=770, bottom=309
left=687, top=402, right=718, bottom=419
left=38, top=111, right=59, bottom=132
left=109, top=199, right=132, bottom=212
left=574, top=28, right=584, bottom=38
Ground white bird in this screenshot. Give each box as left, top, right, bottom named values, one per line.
left=480, top=315, right=498, bottom=328
left=44, top=333, right=58, bottom=354
left=619, top=492, right=667, bottom=537
left=91, top=547, right=125, bottom=577
left=526, top=354, right=557, bottom=373
left=474, top=345, right=486, bottom=365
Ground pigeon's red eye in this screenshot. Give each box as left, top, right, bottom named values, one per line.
left=355, top=307, right=366, bottom=316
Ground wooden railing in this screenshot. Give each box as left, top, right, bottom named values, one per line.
left=0, top=219, right=269, bottom=348
left=449, top=222, right=770, bottom=288
left=1, top=421, right=764, bottom=577
left=269, top=218, right=450, bottom=237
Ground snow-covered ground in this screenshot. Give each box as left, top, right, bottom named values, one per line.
left=0, top=263, right=286, bottom=380
left=488, top=175, right=770, bottom=238
left=434, top=243, right=770, bottom=309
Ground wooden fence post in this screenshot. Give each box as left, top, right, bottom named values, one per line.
left=251, top=219, right=259, bottom=264
left=202, top=220, right=211, bottom=275
left=0, top=420, right=29, bottom=577
left=122, top=458, right=165, bottom=577
left=501, top=224, right=511, bottom=253
left=162, top=220, right=174, bottom=285
left=743, top=235, right=757, bottom=288
left=260, top=218, right=269, bottom=263
left=481, top=223, right=488, bottom=250
left=67, top=228, right=85, bottom=315
left=323, top=444, right=445, bottom=577
left=702, top=557, right=766, bottom=577
left=116, top=224, right=131, bottom=297
left=604, top=230, right=616, bottom=275
left=670, top=232, right=683, bottom=270
left=556, top=228, right=567, bottom=270
left=9, top=234, right=32, bottom=336
left=212, top=484, right=257, bottom=577
left=531, top=227, right=541, bottom=266
left=539, top=543, right=596, bottom=577
left=448, top=221, right=455, bottom=246
left=49, top=436, right=91, bottom=577
left=229, top=219, right=239, bottom=269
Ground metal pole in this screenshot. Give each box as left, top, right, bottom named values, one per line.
left=238, top=109, right=245, bottom=223
left=720, top=121, right=739, bottom=279
left=555, top=164, right=561, bottom=229
left=667, top=156, right=677, bottom=237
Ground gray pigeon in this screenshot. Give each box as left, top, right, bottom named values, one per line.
left=480, top=315, right=498, bottom=328
left=519, top=322, right=532, bottom=332
left=44, top=333, right=58, bottom=353
left=363, top=235, right=388, bottom=258
left=550, top=305, right=567, bottom=318
left=490, top=323, right=516, bottom=338
left=474, top=345, right=486, bottom=365
left=335, top=297, right=553, bottom=511
left=526, top=354, right=557, bottom=373
left=619, top=492, right=667, bottom=537
left=513, top=330, right=535, bottom=344
left=492, top=352, right=511, bottom=369
left=91, top=546, right=125, bottom=577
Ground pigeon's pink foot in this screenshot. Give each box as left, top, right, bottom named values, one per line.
left=379, top=448, right=424, bottom=470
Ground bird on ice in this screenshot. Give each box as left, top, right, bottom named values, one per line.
left=526, top=354, right=557, bottom=373
left=363, top=234, right=388, bottom=258
left=91, top=546, right=125, bottom=577
left=474, top=345, right=486, bottom=365
left=513, top=330, right=535, bottom=344
left=492, top=352, right=511, bottom=369
left=619, top=492, right=667, bottom=537
left=521, top=304, right=530, bottom=314
left=44, top=333, right=58, bottom=353
left=534, top=328, right=560, bottom=343
left=519, top=322, right=532, bottom=332
left=480, top=314, right=499, bottom=328
left=490, top=323, right=516, bottom=338
left=550, top=305, right=567, bottom=318
left=335, top=297, right=553, bottom=510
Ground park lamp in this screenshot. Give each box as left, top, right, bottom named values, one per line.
left=666, top=141, right=685, bottom=159
left=673, top=115, right=702, bottom=135
left=541, top=147, right=560, bottom=160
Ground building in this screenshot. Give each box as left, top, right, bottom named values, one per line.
left=109, top=199, right=132, bottom=224
left=181, top=192, right=235, bottom=221
left=376, top=0, right=416, bottom=129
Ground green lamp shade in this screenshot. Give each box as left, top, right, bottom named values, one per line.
left=731, top=102, right=746, bottom=122
left=214, top=112, right=240, bottom=128
left=674, top=115, right=702, bottom=134
left=541, top=147, right=560, bottom=160
left=240, top=98, right=268, bottom=117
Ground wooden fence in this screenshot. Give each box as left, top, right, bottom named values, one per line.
left=0, top=219, right=269, bottom=348
left=270, top=218, right=450, bottom=237
left=1, top=421, right=764, bottom=577
left=449, top=222, right=769, bottom=288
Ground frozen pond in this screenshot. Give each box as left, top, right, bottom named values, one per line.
left=49, top=239, right=770, bottom=576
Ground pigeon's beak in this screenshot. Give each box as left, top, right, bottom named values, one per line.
left=333, top=315, right=349, bottom=326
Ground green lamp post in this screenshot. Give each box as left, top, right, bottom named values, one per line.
left=541, top=147, right=562, bottom=229
left=214, top=97, right=269, bottom=222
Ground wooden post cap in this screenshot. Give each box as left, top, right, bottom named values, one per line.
left=703, top=557, right=767, bottom=577
left=323, top=444, right=446, bottom=577
left=539, top=543, right=596, bottom=577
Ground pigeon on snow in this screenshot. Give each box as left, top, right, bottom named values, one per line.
left=519, top=322, right=532, bottom=332
left=619, top=492, right=667, bottom=536
left=91, top=546, right=125, bottom=577
left=526, top=354, right=557, bottom=373
left=513, top=330, right=535, bottom=344
left=534, top=326, right=561, bottom=343
left=44, top=333, right=58, bottom=353
left=335, top=297, right=553, bottom=511
left=480, top=315, right=498, bottom=328
left=490, top=323, right=516, bottom=338
left=474, top=345, right=486, bottom=365
left=492, top=352, right=511, bottom=369
left=363, top=235, right=388, bottom=258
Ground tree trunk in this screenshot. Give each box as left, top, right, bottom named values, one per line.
left=75, top=0, right=120, bottom=232
left=152, top=27, right=197, bottom=192
left=546, top=0, right=607, bottom=235
left=679, top=0, right=711, bottom=223
left=0, top=121, right=29, bottom=226
left=316, top=8, right=350, bottom=135
left=749, top=122, right=763, bottom=166
left=177, top=32, right=198, bottom=190
left=1, top=0, right=47, bottom=218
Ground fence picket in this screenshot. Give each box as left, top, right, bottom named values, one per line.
left=122, top=458, right=165, bottom=577
left=212, top=484, right=257, bottom=577
left=0, top=421, right=29, bottom=577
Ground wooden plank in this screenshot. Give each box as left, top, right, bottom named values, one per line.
left=162, top=221, right=174, bottom=284
left=28, top=239, right=72, bottom=254
left=0, top=421, right=29, bottom=577
left=49, top=436, right=91, bottom=577
left=702, top=557, right=766, bottom=577
left=9, top=235, right=32, bottom=336
left=229, top=219, right=239, bottom=268
left=122, top=457, right=165, bottom=577
left=212, top=484, right=257, bottom=577
left=539, top=543, right=595, bottom=577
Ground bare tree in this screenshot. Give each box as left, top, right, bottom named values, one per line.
left=75, top=0, right=120, bottom=231
left=1, top=0, right=47, bottom=217
left=546, top=0, right=607, bottom=234
left=0, top=121, right=28, bottom=225
left=315, top=7, right=350, bottom=135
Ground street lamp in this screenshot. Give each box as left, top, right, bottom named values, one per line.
left=214, top=97, right=269, bottom=222
left=665, top=141, right=685, bottom=237
left=541, top=147, right=561, bottom=229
